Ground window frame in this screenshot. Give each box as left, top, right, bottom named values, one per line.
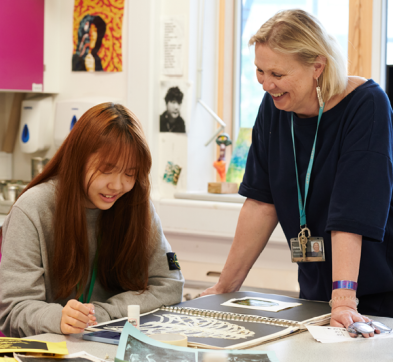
left=233, top=0, right=388, bottom=134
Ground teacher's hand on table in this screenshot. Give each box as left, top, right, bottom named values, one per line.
left=330, top=306, right=379, bottom=338
left=200, top=285, right=221, bottom=297
left=201, top=282, right=236, bottom=297
left=61, top=300, right=97, bottom=334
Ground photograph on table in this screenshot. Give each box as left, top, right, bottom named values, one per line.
left=123, top=334, right=195, bottom=362
left=115, top=322, right=280, bottom=362
left=221, top=297, right=301, bottom=312
left=197, top=352, right=272, bottom=362
left=0, top=338, right=68, bottom=354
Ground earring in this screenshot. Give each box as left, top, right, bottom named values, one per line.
left=316, top=78, right=324, bottom=108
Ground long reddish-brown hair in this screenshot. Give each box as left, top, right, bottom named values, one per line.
left=2, top=103, right=152, bottom=299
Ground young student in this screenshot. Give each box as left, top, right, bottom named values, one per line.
left=0, top=103, right=184, bottom=338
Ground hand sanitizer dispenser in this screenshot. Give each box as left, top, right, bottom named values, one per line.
left=54, top=98, right=122, bottom=149
left=19, top=96, right=53, bottom=153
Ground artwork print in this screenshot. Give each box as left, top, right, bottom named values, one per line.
left=226, top=128, right=252, bottom=184
left=115, top=322, right=280, bottom=361
left=15, top=356, right=97, bottom=362
left=163, top=161, right=182, bottom=185
left=123, top=335, right=194, bottom=362
left=222, top=297, right=301, bottom=312
left=0, top=339, right=48, bottom=351
left=232, top=299, right=279, bottom=308
left=72, top=0, right=124, bottom=72
left=159, top=82, right=188, bottom=133
left=198, top=352, right=272, bottom=362
left=140, top=314, right=255, bottom=340
left=0, top=339, right=68, bottom=355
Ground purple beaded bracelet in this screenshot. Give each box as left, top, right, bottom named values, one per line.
left=332, top=280, right=358, bottom=291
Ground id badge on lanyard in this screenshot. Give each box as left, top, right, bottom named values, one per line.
left=289, top=105, right=326, bottom=263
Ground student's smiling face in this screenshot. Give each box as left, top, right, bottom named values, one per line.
left=254, top=43, right=323, bottom=118
left=84, top=153, right=136, bottom=210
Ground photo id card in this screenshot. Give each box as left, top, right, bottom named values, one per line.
left=290, top=236, right=325, bottom=263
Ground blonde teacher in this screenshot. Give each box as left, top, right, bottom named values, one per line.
left=202, top=9, right=393, bottom=337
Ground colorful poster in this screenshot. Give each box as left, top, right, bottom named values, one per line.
left=72, top=0, right=124, bottom=72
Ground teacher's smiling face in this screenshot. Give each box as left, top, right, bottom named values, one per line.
left=254, top=43, right=324, bottom=118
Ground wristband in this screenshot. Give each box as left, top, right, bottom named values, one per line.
left=332, top=280, right=358, bottom=291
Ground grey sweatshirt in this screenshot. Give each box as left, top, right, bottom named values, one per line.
left=0, top=181, right=184, bottom=337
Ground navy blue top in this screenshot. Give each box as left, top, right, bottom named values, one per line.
left=239, top=79, right=393, bottom=305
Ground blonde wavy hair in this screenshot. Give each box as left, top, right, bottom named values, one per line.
left=249, top=9, right=347, bottom=102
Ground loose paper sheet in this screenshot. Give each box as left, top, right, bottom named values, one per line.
left=221, top=297, right=301, bottom=312
left=161, top=17, right=185, bottom=76
left=307, top=325, right=393, bottom=343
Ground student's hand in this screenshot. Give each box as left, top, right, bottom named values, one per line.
left=61, top=300, right=96, bottom=334
left=330, top=306, right=379, bottom=338
left=84, top=303, right=97, bottom=327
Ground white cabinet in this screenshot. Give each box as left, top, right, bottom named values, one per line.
left=0, top=0, right=60, bottom=93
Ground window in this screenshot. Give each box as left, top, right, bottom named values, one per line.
left=387, top=0, right=393, bottom=65
left=239, top=0, right=349, bottom=128
left=386, top=0, right=393, bottom=105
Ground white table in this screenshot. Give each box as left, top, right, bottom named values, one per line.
left=28, top=315, right=393, bottom=362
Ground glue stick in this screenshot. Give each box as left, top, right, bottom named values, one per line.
left=128, top=305, right=140, bottom=329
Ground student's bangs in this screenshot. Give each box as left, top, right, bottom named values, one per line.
left=95, top=118, right=150, bottom=181
left=96, top=135, right=138, bottom=176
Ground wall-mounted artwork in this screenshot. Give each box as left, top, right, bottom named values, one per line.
left=159, top=81, right=188, bottom=133
left=72, top=0, right=124, bottom=72
left=226, top=128, right=252, bottom=184
left=161, top=16, right=185, bottom=76
left=163, top=161, right=182, bottom=186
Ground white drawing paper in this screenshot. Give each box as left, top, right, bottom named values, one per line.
left=161, top=16, right=185, bottom=76
left=307, top=325, right=393, bottom=343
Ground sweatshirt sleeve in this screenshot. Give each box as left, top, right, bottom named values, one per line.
left=0, top=206, right=63, bottom=337
left=92, top=204, right=185, bottom=322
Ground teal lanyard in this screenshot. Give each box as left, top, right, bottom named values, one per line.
left=291, top=103, right=325, bottom=228
left=78, top=249, right=98, bottom=304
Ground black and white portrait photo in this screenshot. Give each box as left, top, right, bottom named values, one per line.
left=123, top=334, right=194, bottom=362
left=159, top=85, right=187, bottom=133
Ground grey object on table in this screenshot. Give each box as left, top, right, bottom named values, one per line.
left=27, top=315, right=393, bottom=362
